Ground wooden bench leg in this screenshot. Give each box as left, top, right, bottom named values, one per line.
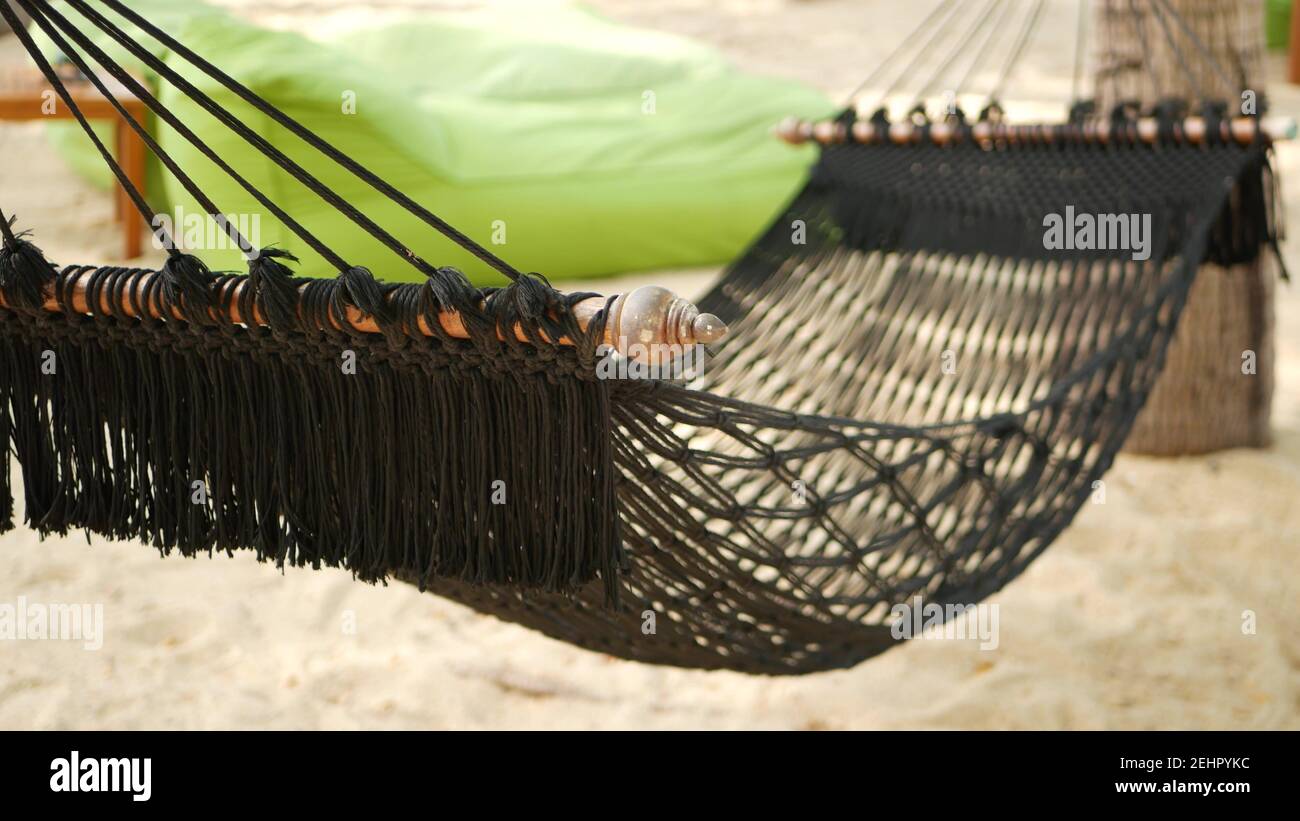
left=1290, top=0, right=1300, bottom=84
left=112, top=140, right=123, bottom=223
left=114, top=114, right=146, bottom=259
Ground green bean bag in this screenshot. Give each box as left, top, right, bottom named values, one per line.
left=39, top=0, right=831, bottom=283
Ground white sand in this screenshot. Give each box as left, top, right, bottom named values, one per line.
left=0, top=0, right=1297, bottom=729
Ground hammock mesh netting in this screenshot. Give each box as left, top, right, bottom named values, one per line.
left=0, top=0, right=1283, bottom=673
left=416, top=138, right=1275, bottom=673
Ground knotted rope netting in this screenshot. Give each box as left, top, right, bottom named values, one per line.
left=0, top=0, right=1285, bottom=673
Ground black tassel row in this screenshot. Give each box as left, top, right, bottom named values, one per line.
left=0, top=260, right=624, bottom=602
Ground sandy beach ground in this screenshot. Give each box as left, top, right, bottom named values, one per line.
left=0, top=0, right=1297, bottom=729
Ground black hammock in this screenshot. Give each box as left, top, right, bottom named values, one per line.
left=0, top=0, right=1285, bottom=674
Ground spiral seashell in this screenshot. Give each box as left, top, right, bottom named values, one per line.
left=607, top=285, right=729, bottom=365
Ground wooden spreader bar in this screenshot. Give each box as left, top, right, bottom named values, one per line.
left=777, top=115, right=1299, bottom=148
left=0, top=266, right=728, bottom=362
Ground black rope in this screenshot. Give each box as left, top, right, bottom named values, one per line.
left=1150, top=0, right=1240, bottom=99
left=19, top=0, right=262, bottom=259
left=912, top=0, right=1003, bottom=110
left=865, top=0, right=967, bottom=114
left=0, top=208, right=17, bottom=246
left=953, top=0, right=1016, bottom=99
left=1070, top=0, right=1089, bottom=106
left=61, top=0, right=425, bottom=278
left=988, top=0, right=1047, bottom=103
left=843, top=0, right=960, bottom=109
left=0, top=0, right=172, bottom=251
left=36, top=0, right=339, bottom=272
left=1125, top=0, right=1164, bottom=103
left=1146, top=0, right=1208, bottom=106
left=96, top=0, right=525, bottom=282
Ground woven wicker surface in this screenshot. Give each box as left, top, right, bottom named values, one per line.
left=1096, top=0, right=1275, bottom=455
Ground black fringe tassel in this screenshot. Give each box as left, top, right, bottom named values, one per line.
left=0, top=262, right=624, bottom=602
left=0, top=221, right=58, bottom=534
left=0, top=225, right=56, bottom=310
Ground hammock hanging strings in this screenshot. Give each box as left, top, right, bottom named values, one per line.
left=31, top=0, right=340, bottom=272
left=95, top=0, right=525, bottom=284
